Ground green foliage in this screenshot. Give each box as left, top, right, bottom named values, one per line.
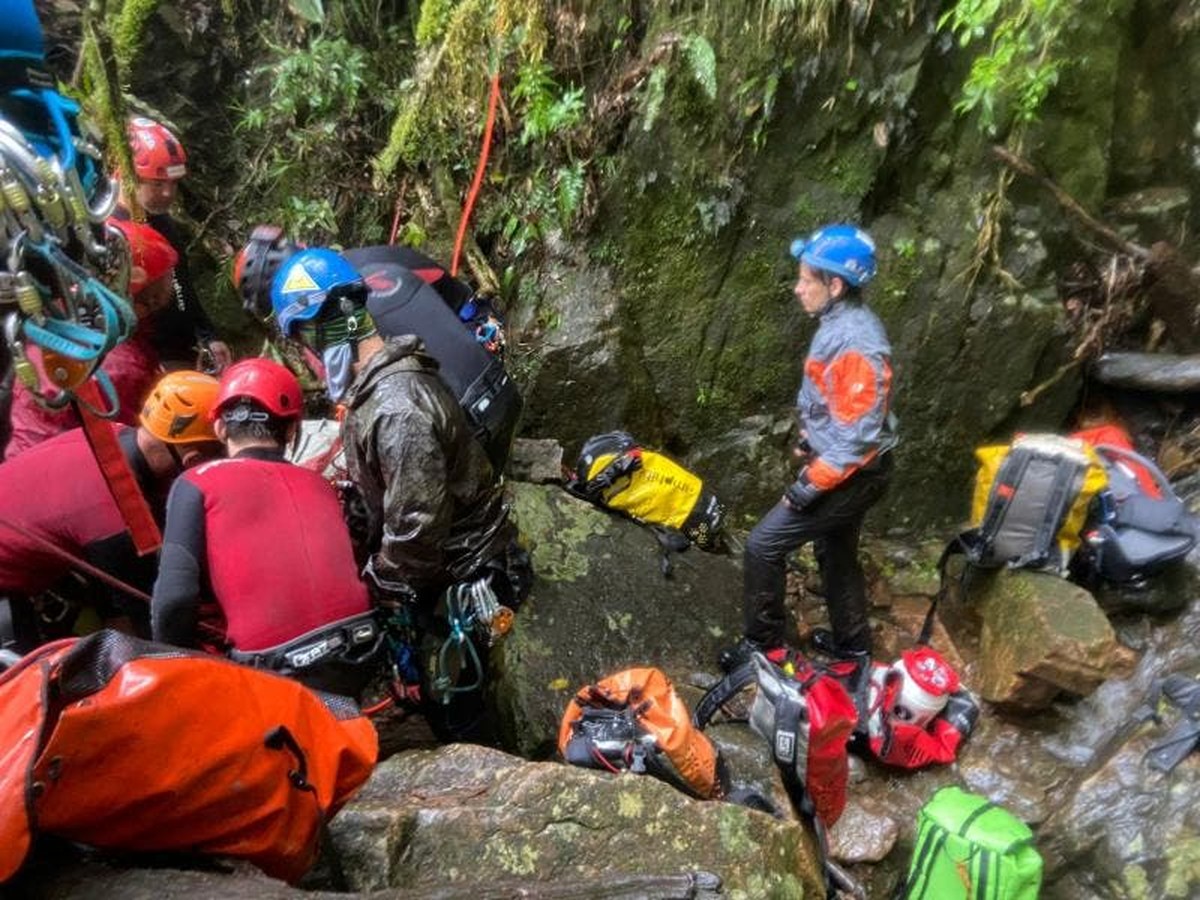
left=233, top=26, right=402, bottom=244
left=288, top=0, right=326, bottom=24
left=939, top=0, right=1079, bottom=136
left=681, top=35, right=717, bottom=101
left=642, top=68, right=669, bottom=132
left=511, top=61, right=586, bottom=146
left=416, top=0, right=458, bottom=45
left=112, top=0, right=164, bottom=74
left=240, top=35, right=370, bottom=130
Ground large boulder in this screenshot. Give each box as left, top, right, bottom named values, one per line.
left=327, top=744, right=825, bottom=898
left=972, top=570, right=1134, bottom=708
left=494, top=483, right=743, bottom=758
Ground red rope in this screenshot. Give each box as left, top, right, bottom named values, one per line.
left=387, top=189, right=404, bottom=246
left=450, top=70, right=502, bottom=278
left=0, top=516, right=153, bottom=604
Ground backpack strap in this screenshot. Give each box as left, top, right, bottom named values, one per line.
left=1017, top=453, right=1086, bottom=568
left=917, top=536, right=973, bottom=646
left=571, top=450, right=643, bottom=502
left=1145, top=675, right=1200, bottom=773
left=976, top=447, right=1035, bottom=553
left=692, top=660, right=757, bottom=729
left=653, top=526, right=691, bottom=578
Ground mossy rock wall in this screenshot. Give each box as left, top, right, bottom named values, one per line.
left=103, top=0, right=1200, bottom=530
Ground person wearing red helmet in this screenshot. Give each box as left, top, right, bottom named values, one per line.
left=114, top=117, right=231, bottom=373
left=4, top=219, right=176, bottom=460
left=151, top=357, right=380, bottom=699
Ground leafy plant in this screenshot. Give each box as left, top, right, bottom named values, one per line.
left=511, top=60, right=586, bottom=146
left=939, top=0, right=1076, bottom=136
left=233, top=29, right=397, bottom=242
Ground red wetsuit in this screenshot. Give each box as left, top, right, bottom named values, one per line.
left=0, top=425, right=154, bottom=596
left=151, top=446, right=370, bottom=653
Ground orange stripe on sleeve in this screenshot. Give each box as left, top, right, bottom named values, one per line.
left=825, top=351, right=885, bottom=424
left=807, top=458, right=846, bottom=490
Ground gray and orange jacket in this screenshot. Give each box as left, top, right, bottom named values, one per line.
left=797, top=299, right=897, bottom=492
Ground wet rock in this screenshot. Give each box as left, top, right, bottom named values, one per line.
left=327, top=744, right=824, bottom=897
left=494, top=483, right=742, bottom=759
left=512, top=249, right=660, bottom=456
left=685, top=414, right=795, bottom=520
left=704, top=721, right=798, bottom=824
left=507, top=437, right=566, bottom=484
left=828, top=800, right=900, bottom=864
left=1091, top=563, right=1196, bottom=617
left=1093, top=352, right=1200, bottom=393
left=1040, top=720, right=1200, bottom=900
left=9, top=859, right=312, bottom=900
left=1108, top=186, right=1192, bottom=247
left=975, top=571, right=1133, bottom=708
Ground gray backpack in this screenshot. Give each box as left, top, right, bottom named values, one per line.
left=1079, top=444, right=1196, bottom=584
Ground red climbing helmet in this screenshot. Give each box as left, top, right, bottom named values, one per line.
left=106, top=218, right=178, bottom=296
left=212, top=358, right=302, bottom=421
left=127, top=116, right=187, bottom=181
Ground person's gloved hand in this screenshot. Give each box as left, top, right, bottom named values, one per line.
left=783, top=473, right=821, bottom=511
left=942, top=690, right=981, bottom=739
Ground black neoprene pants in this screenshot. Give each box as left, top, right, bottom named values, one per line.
left=742, top=456, right=891, bottom=655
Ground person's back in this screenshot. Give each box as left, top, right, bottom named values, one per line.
left=0, top=426, right=144, bottom=595
left=167, top=452, right=370, bottom=651
left=153, top=358, right=376, bottom=698
left=342, top=334, right=513, bottom=596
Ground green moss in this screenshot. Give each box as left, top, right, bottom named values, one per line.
left=510, top=486, right=607, bottom=582
left=112, top=0, right=163, bottom=75
left=716, top=803, right=757, bottom=855
left=1164, top=834, right=1200, bottom=898
left=415, top=0, right=458, bottom=46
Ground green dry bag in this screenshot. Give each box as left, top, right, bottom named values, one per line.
left=900, top=785, right=1042, bottom=900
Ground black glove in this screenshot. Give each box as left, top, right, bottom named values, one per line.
left=943, top=690, right=981, bottom=738
left=783, top=474, right=821, bottom=511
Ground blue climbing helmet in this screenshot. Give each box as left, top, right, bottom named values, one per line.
left=1, top=0, right=45, bottom=65
left=270, top=248, right=367, bottom=336
left=1, top=0, right=110, bottom=210
left=789, top=224, right=877, bottom=288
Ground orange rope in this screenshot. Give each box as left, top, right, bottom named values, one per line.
left=450, top=70, right=502, bottom=278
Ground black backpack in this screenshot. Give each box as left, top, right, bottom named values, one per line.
left=344, top=246, right=523, bottom=473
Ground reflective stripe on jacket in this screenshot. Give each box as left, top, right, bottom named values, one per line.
left=797, top=300, right=897, bottom=491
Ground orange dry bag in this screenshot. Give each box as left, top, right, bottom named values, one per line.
left=0, top=631, right=378, bottom=884
left=558, top=667, right=720, bottom=799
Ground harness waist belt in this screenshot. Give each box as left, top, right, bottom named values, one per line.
left=230, top=612, right=380, bottom=672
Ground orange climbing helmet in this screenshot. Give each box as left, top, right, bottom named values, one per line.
left=140, top=370, right=220, bottom=444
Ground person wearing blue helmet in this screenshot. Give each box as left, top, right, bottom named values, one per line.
left=719, top=224, right=898, bottom=716
left=271, top=248, right=528, bottom=739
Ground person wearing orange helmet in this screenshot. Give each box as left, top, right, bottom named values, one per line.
left=114, top=117, right=231, bottom=373
left=0, top=371, right=222, bottom=651
left=3, top=218, right=178, bottom=460
left=152, top=358, right=379, bottom=699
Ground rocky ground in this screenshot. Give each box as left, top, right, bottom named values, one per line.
left=8, top=467, right=1200, bottom=899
